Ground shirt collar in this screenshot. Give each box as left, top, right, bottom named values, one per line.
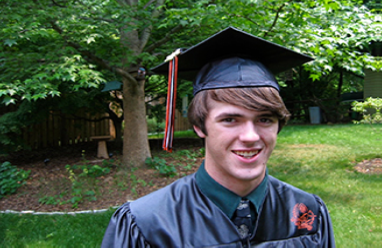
left=195, top=161, right=268, bottom=219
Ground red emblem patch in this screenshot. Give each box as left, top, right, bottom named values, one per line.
left=290, top=203, right=317, bottom=231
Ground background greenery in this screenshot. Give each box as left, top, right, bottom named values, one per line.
left=1, top=124, right=381, bottom=247
left=1, top=0, right=381, bottom=169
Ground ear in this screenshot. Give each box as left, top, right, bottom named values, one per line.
left=193, top=125, right=206, bottom=138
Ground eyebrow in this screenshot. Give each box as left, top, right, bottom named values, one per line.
left=214, top=111, right=276, bottom=120
left=214, top=113, right=244, bottom=120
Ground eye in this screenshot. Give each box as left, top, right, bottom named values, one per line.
left=259, top=118, right=271, bottom=123
left=258, top=116, right=277, bottom=124
left=222, top=118, right=236, bottom=123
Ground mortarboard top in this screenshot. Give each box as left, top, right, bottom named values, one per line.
left=151, top=26, right=313, bottom=95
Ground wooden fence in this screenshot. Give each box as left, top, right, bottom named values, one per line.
left=174, top=109, right=193, bottom=132
left=0, top=103, right=112, bottom=150
left=21, top=110, right=112, bottom=149
left=1, top=105, right=191, bottom=150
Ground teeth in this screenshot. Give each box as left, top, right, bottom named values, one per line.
left=233, top=150, right=259, bottom=158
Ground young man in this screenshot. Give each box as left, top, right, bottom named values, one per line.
left=101, top=27, right=335, bottom=247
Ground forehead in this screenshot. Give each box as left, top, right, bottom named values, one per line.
left=203, top=88, right=278, bottom=113
left=206, top=98, right=274, bottom=118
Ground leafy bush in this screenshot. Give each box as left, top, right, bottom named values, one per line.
left=65, top=164, right=111, bottom=178
left=0, top=161, right=30, bottom=198
left=352, top=97, right=382, bottom=125
left=146, top=117, right=165, bottom=134
left=145, top=157, right=177, bottom=177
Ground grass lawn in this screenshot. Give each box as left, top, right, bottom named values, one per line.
left=1, top=124, right=381, bottom=247
left=270, top=124, right=382, bottom=248
left=0, top=210, right=114, bottom=247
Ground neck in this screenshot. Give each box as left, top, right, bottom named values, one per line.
left=205, top=164, right=266, bottom=197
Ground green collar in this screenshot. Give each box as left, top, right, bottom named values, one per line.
left=195, top=161, right=268, bottom=219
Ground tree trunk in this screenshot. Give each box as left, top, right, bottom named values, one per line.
left=122, top=76, right=151, bottom=169
left=107, top=107, right=123, bottom=145
left=113, top=118, right=123, bottom=144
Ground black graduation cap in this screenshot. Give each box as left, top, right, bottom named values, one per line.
left=151, top=26, right=313, bottom=151
left=151, top=26, right=313, bottom=95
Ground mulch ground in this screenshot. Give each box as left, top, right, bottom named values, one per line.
left=354, top=158, right=382, bottom=174
left=0, top=139, right=203, bottom=212
left=0, top=139, right=380, bottom=212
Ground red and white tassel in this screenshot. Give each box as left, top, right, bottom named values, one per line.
left=163, top=51, right=180, bottom=152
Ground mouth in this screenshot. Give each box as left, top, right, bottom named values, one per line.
left=232, top=150, right=261, bottom=159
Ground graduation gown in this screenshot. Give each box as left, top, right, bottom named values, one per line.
left=101, top=174, right=335, bottom=247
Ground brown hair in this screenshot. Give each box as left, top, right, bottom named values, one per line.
left=188, top=87, right=290, bottom=135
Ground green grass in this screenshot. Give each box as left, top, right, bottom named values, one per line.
left=0, top=210, right=115, bottom=247
left=148, top=129, right=198, bottom=139
left=1, top=124, right=381, bottom=247
left=270, top=124, right=382, bottom=247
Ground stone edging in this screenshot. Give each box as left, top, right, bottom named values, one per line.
left=0, top=206, right=120, bottom=215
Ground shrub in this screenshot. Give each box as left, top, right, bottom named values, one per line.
left=0, top=161, right=30, bottom=198
left=65, top=164, right=111, bottom=178
left=145, top=157, right=177, bottom=177
left=352, top=97, right=382, bottom=125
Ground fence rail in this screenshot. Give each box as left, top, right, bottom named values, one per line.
left=174, top=109, right=193, bottom=132
left=21, top=111, right=111, bottom=149
left=1, top=105, right=191, bottom=150
left=0, top=103, right=112, bottom=150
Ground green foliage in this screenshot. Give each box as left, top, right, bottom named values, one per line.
left=176, top=148, right=205, bottom=159
left=0, top=0, right=377, bottom=104
left=38, top=163, right=111, bottom=208
left=0, top=161, right=30, bottom=198
left=352, top=97, right=382, bottom=139
left=66, top=164, right=111, bottom=178
left=128, top=167, right=149, bottom=197
left=352, top=97, right=382, bottom=124
left=1, top=0, right=380, bottom=167
left=65, top=163, right=111, bottom=208
left=38, top=194, right=64, bottom=206
left=147, top=116, right=165, bottom=134
left=145, top=156, right=177, bottom=177
left=0, top=100, right=52, bottom=151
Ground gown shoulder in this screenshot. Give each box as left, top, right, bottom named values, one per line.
left=101, top=202, right=150, bottom=248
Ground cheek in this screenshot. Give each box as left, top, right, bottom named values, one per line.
left=261, top=128, right=278, bottom=147
left=268, top=134, right=278, bottom=149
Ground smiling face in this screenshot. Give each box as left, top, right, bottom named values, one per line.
left=194, top=98, right=279, bottom=196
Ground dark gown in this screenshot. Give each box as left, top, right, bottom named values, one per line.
left=101, top=174, right=335, bottom=248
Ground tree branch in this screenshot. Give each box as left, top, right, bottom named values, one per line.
left=127, top=0, right=138, bottom=5
left=51, top=0, right=66, bottom=8
left=139, top=0, right=165, bottom=51
left=263, top=1, right=292, bottom=38
left=143, top=0, right=156, bottom=9
left=145, top=25, right=183, bottom=53
left=50, top=20, right=136, bottom=82
left=231, top=13, right=261, bottom=27
left=79, top=16, right=115, bottom=24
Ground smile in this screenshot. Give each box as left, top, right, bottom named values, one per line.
left=232, top=150, right=261, bottom=159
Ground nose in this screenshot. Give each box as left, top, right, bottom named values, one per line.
left=239, top=122, right=260, bottom=143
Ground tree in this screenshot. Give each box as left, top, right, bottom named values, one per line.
left=0, top=0, right=216, bottom=169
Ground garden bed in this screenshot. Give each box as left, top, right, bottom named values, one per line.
left=0, top=140, right=203, bottom=212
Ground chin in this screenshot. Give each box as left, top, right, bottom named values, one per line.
left=235, top=170, right=265, bottom=182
